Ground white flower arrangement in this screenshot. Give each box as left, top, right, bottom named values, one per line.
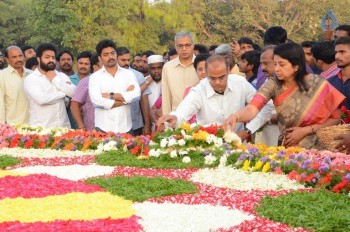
left=204, top=154, right=217, bottom=165
left=191, top=167, right=305, bottom=191
left=178, top=139, right=186, bottom=146
left=102, top=141, right=118, bottom=151
left=170, top=150, right=178, bottom=158
left=133, top=202, right=254, bottom=232
left=167, top=138, right=178, bottom=147
left=179, top=150, right=188, bottom=156
left=14, top=124, right=71, bottom=137
left=218, top=154, right=228, bottom=168
left=160, top=139, right=168, bottom=148
left=182, top=156, right=191, bottom=163
left=149, top=149, right=162, bottom=158
left=223, top=131, right=242, bottom=146
left=0, top=147, right=97, bottom=157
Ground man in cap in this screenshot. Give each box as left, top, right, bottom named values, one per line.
left=145, top=55, right=164, bottom=131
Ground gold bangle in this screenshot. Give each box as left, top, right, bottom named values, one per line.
left=233, top=113, right=240, bottom=122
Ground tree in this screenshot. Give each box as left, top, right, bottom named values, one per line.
left=0, top=0, right=33, bottom=49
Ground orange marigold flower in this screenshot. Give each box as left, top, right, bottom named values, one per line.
left=62, top=143, right=75, bottom=151
left=193, top=130, right=210, bottom=141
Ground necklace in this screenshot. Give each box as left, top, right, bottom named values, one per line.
left=282, top=82, right=295, bottom=89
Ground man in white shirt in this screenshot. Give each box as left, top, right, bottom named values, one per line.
left=157, top=55, right=272, bottom=140
left=89, top=39, right=141, bottom=133
left=116, top=46, right=151, bottom=135
left=145, top=55, right=164, bottom=131
left=24, top=43, right=75, bottom=128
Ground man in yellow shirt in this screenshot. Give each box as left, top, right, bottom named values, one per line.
left=0, top=46, right=31, bottom=124
left=162, top=31, right=199, bottom=115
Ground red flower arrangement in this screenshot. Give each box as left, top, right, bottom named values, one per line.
left=340, top=105, right=350, bottom=124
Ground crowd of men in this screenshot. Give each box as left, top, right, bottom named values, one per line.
left=1, top=24, right=350, bottom=148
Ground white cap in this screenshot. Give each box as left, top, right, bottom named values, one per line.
left=147, top=55, right=164, bottom=64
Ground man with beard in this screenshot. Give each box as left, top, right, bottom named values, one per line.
left=0, top=46, right=32, bottom=124
left=132, top=54, right=142, bottom=72
left=330, top=36, right=350, bottom=153
left=116, top=46, right=151, bottom=135
left=56, top=50, right=75, bottom=76
left=24, top=43, right=75, bottom=128
left=89, top=39, right=140, bottom=133
left=146, top=55, right=164, bottom=131
left=329, top=36, right=350, bottom=110
left=140, top=50, right=155, bottom=77
left=0, top=51, right=5, bottom=69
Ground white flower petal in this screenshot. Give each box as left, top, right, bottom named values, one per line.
left=12, top=164, right=115, bottom=181
left=133, top=202, right=254, bottom=232
left=191, top=167, right=305, bottom=191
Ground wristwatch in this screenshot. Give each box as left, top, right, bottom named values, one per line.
left=109, top=92, right=114, bottom=100
left=245, top=128, right=252, bottom=135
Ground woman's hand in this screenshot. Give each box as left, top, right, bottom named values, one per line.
left=335, top=134, right=350, bottom=154
left=284, top=127, right=309, bottom=147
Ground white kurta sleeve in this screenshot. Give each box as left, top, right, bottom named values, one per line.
left=120, top=72, right=141, bottom=104
left=24, top=77, right=67, bottom=105
left=51, top=73, right=76, bottom=98
left=170, top=88, right=201, bottom=126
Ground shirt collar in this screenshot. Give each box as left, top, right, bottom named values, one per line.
left=205, top=76, right=233, bottom=98
left=338, top=70, right=343, bottom=79
left=173, top=54, right=196, bottom=67
left=7, top=65, right=31, bottom=77
left=33, top=68, right=59, bottom=77
left=101, top=64, right=122, bottom=76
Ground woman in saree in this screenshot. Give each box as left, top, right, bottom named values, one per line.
left=223, top=43, right=345, bottom=148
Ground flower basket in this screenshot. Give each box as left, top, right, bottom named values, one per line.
left=316, top=124, right=350, bottom=152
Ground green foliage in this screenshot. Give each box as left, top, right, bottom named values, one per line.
left=85, top=174, right=198, bottom=202
left=95, top=149, right=217, bottom=169
left=256, top=190, right=350, bottom=232
left=2, top=0, right=350, bottom=52
left=0, top=155, right=21, bottom=169
left=0, top=0, right=33, bottom=48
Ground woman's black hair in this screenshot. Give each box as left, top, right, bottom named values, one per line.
left=273, top=43, right=308, bottom=92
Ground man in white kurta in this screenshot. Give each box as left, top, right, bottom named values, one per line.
left=157, top=55, right=272, bottom=139
left=145, top=55, right=164, bottom=131
left=89, top=39, right=140, bottom=133
left=24, top=43, right=75, bottom=128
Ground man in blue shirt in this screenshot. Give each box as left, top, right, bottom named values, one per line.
left=328, top=36, right=350, bottom=110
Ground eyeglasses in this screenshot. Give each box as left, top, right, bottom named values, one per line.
left=208, top=75, right=227, bottom=82
left=176, top=44, right=192, bottom=49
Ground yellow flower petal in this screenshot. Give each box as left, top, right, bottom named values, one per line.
left=0, top=192, right=134, bottom=223
left=0, top=170, right=27, bottom=178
